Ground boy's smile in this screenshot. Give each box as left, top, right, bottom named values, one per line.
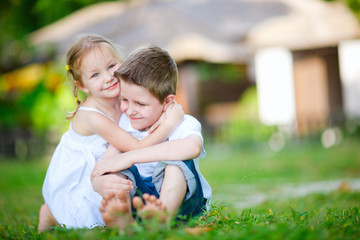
left=120, top=80, right=165, bottom=131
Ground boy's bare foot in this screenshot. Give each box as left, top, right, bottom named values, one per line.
left=133, top=193, right=168, bottom=223
left=38, top=204, right=58, bottom=232
left=101, top=190, right=134, bottom=229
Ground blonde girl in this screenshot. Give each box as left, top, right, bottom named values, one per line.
left=38, top=34, right=183, bottom=231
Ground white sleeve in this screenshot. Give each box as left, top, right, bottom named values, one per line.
left=168, top=115, right=206, bottom=158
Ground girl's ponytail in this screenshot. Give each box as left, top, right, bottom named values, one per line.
left=66, top=84, right=82, bottom=120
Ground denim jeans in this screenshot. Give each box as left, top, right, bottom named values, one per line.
left=120, top=159, right=205, bottom=218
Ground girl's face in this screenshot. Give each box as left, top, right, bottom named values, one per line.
left=77, top=46, right=121, bottom=100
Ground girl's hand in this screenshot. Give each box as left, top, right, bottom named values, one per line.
left=149, top=102, right=184, bottom=133
left=166, top=101, right=184, bottom=125
left=148, top=112, right=165, bottom=133
left=91, top=173, right=133, bottom=197
left=91, top=154, right=133, bottom=177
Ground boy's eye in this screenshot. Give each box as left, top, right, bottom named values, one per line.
left=121, top=98, right=128, bottom=102
left=108, top=64, right=115, bottom=70
left=136, top=102, right=145, bottom=106
left=91, top=73, right=99, bottom=78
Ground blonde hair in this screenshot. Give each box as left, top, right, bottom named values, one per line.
left=65, top=34, right=123, bottom=120
left=115, top=45, right=178, bottom=103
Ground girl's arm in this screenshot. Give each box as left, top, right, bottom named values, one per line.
left=91, top=102, right=183, bottom=152
left=92, top=134, right=202, bottom=177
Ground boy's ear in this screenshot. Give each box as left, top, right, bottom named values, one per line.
left=162, top=94, right=175, bottom=112
left=75, top=81, right=90, bottom=94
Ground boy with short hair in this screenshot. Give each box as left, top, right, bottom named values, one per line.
left=91, top=45, right=211, bottom=228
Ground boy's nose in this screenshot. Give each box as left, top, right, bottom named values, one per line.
left=125, top=104, right=135, bottom=115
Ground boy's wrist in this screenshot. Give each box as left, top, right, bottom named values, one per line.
left=128, top=154, right=137, bottom=165
left=126, top=151, right=139, bottom=165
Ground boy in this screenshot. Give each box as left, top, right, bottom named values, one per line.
left=91, top=45, right=211, bottom=229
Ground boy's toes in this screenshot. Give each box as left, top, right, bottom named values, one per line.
left=132, top=196, right=143, bottom=210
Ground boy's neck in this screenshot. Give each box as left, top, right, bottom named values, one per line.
left=128, top=120, right=152, bottom=132
left=138, top=127, right=150, bottom=132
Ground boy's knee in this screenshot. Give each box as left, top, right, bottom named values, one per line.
left=164, top=165, right=186, bottom=184
left=164, top=164, right=182, bottom=175
left=114, top=172, right=128, bottom=179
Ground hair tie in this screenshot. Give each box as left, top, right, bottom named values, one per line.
left=66, top=65, right=70, bottom=71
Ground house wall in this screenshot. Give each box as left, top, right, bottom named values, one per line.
left=291, top=47, right=343, bottom=135
left=254, top=47, right=296, bottom=127
left=293, top=51, right=330, bottom=135
left=255, top=46, right=344, bottom=136
left=338, top=39, right=360, bottom=118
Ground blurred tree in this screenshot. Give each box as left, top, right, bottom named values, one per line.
left=346, top=0, right=360, bottom=17
left=0, top=0, right=122, bottom=73
left=325, top=0, right=360, bottom=19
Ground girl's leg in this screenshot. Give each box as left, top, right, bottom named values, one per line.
left=38, top=204, right=58, bottom=232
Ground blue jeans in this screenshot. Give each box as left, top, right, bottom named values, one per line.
left=120, top=159, right=205, bottom=218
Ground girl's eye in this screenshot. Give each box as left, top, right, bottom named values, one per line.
left=91, top=73, right=99, bottom=78
left=121, top=98, right=128, bottom=102
left=137, top=102, right=145, bottom=106
left=108, top=64, right=115, bottom=70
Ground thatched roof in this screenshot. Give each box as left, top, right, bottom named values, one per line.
left=29, top=0, right=360, bottom=62
left=29, top=0, right=290, bottom=63
left=246, top=0, right=360, bottom=50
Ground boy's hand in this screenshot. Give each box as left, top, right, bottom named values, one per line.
left=91, top=173, right=133, bottom=197
left=92, top=154, right=133, bottom=177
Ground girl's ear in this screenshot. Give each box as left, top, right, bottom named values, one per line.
left=75, top=81, right=90, bottom=94
left=162, top=94, right=175, bottom=112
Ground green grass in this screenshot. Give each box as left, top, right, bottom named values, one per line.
left=204, top=137, right=360, bottom=190
left=0, top=137, right=359, bottom=239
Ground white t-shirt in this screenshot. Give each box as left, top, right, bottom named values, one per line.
left=119, top=114, right=212, bottom=206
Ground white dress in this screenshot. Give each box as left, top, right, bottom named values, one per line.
left=42, top=107, right=112, bottom=229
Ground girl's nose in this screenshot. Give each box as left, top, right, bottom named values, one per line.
left=105, top=71, right=113, bottom=82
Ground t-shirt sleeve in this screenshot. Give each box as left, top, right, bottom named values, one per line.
left=168, top=115, right=206, bottom=158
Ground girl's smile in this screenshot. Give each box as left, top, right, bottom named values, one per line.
left=105, top=81, right=119, bottom=91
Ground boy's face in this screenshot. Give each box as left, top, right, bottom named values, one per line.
left=120, top=80, right=166, bottom=131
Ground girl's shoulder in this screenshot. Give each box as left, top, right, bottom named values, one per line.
left=71, top=107, right=110, bottom=136
left=78, top=106, right=112, bottom=118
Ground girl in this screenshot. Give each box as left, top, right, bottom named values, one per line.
left=38, top=34, right=183, bottom=231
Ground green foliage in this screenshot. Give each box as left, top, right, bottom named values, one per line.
left=196, top=62, right=246, bottom=83
left=323, top=0, right=360, bottom=20
left=33, top=0, right=117, bottom=28
left=219, top=86, right=276, bottom=143
left=346, top=0, right=360, bottom=17
left=0, top=0, right=120, bottom=72
left=0, top=67, right=74, bottom=133
left=0, top=62, right=76, bottom=157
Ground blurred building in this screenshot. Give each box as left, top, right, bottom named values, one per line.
left=247, top=0, right=360, bottom=135
left=29, top=0, right=360, bottom=136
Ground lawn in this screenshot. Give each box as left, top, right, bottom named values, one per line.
left=0, top=136, right=359, bottom=239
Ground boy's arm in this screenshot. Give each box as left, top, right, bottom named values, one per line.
left=92, top=134, right=202, bottom=177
